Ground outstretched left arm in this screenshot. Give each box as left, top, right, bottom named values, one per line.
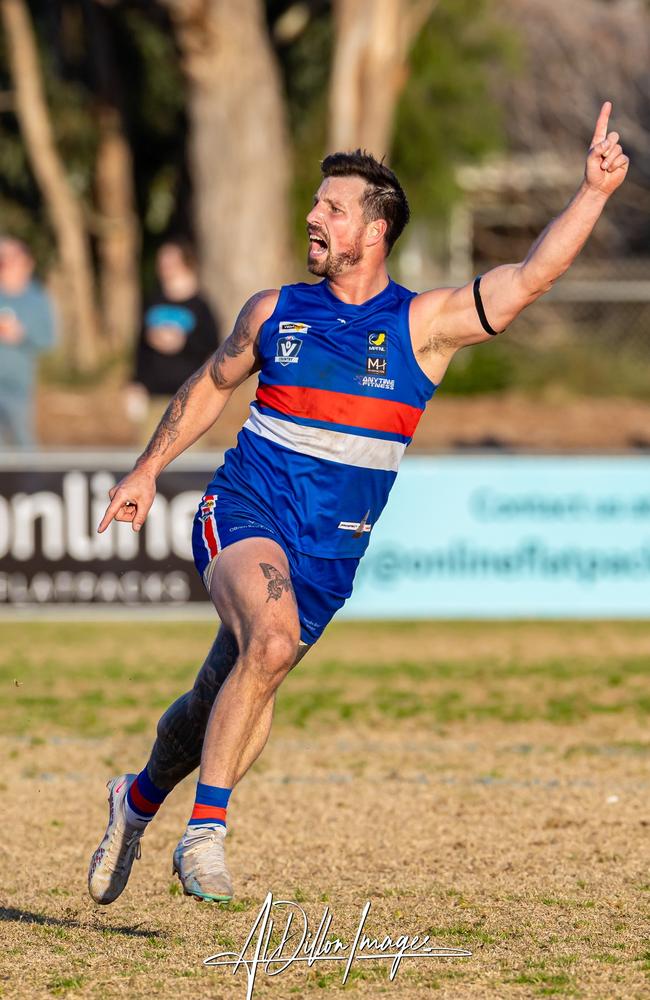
left=411, top=101, right=629, bottom=355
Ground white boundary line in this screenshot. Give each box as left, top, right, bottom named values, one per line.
left=0, top=450, right=225, bottom=471
left=0, top=603, right=217, bottom=621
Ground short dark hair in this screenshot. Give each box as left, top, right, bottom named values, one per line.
left=320, top=150, right=410, bottom=255
left=160, top=236, right=197, bottom=269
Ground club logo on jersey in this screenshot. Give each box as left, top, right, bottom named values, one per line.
left=366, top=356, right=387, bottom=375
left=275, top=335, right=303, bottom=365
left=199, top=495, right=216, bottom=522
left=367, top=330, right=387, bottom=353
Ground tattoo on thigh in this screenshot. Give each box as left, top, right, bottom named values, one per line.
left=259, top=562, right=292, bottom=602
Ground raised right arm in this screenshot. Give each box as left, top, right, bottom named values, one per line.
left=98, top=289, right=279, bottom=533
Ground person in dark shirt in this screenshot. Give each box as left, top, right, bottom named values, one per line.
left=128, top=238, right=219, bottom=441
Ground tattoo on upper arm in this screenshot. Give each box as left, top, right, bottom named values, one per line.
left=139, top=366, right=204, bottom=461
left=418, top=331, right=457, bottom=357
left=137, top=292, right=270, bottom=465
left=259, top=562, right=293, bottom=602
left=209, top=292, right=266, bottom=388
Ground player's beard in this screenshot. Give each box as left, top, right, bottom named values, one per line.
left=307, top=233, right=364, bottom=279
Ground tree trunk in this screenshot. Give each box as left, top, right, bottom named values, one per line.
left=328, top=0, right=437, bottom=158
left=0, top=0, right=101, bottom=372
left=163, top=0, right=293, bottom=335
left=95, top=104, right=140, bottom=353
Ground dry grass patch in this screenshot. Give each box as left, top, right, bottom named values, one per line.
left=1, top=621, right=650, bottom=998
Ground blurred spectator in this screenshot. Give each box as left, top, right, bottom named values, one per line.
left=0, top=236, right=56, bottom=450
left=128, top=238, right=220, bottom=441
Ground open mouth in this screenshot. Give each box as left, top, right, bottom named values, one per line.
left=308, top=230, right=329, bottom=257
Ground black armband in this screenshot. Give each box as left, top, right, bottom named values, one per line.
left=473, top=275, right=499, bottom=336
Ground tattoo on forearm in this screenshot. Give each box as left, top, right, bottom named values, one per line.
left=209, top=291, right=265, bottom=388
left=259, top=562, right=293, bottom=602
left=139, top=366, right=204, bottom=462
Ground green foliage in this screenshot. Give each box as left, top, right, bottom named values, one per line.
left=440, top=341, right=516, bottom=394
left=269, top=0, right=519, bottom=257
left=437, top=332, right=650, bottom=400
left=502, top=335, right=650, bottom=400
left=120, top=9, right=185, bottom=138
left=392, top=0, right=519, bottom=221
left=268, top=2, right=333, bottom=255
left=116, top=6, right=187, bottom=269
left=0, top=2, right=185, bottom=286
left=0, top=18, right=97, bottom=268
left=1, top=0, right=520, bottom=285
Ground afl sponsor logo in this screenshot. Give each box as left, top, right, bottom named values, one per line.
left=338, top=510, right=372, bottom=537
left=275, top=335, right=303, bottom=365
left=367, top=330, right=387, bottom=353
left=279, top=321, right=310, bottom=334
left=366, top=356, right=387, bottom=375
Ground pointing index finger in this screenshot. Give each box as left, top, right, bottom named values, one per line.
left=98, top=492, right=126, bottom=534
left=591, top=101, right=612, bottom=147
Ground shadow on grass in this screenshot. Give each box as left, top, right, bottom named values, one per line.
left=0, top=906, right=163, bottom=938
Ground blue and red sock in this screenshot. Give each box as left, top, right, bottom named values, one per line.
left=124, top=768, right=168, bottom=828
left=188, top=782, right=232, bottom=830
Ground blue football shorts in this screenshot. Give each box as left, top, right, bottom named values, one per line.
left=192, top=487, right=360, bottom=645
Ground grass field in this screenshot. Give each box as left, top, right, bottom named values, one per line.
left=2, top=620, right=650, bottom=999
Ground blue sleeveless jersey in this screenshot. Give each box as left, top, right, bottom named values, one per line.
left=208, top=278, right=436, bottom=557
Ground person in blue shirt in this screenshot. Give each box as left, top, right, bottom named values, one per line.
left=0, top=237, right=56, bottom=449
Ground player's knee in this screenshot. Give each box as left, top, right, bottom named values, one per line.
left=243, top=630, right=298, bottom=687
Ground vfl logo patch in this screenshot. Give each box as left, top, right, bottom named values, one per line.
left=275, top=334, right=303, bottom=365
left=366, top=356, right=387, bottom=375
left=368, top=330, right=387, bottom=353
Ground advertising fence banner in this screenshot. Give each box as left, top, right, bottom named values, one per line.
left=2, top=452, right=649, bottom=617
left=346, top=455, right=650, bottom=618
left=0, top=452, right=212, bottom=609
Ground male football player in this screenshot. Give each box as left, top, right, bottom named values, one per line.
left=88, top=103, right=627, bottom=904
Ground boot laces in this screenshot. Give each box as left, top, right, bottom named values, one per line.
left=108, top=827, right=143, bottom=876
left=187, top=828, right=227, bottom=879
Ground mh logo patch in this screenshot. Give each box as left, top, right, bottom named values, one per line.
left=275, top=335, right=303, bottom=366
left=366, top=356, right=387, bottom=375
